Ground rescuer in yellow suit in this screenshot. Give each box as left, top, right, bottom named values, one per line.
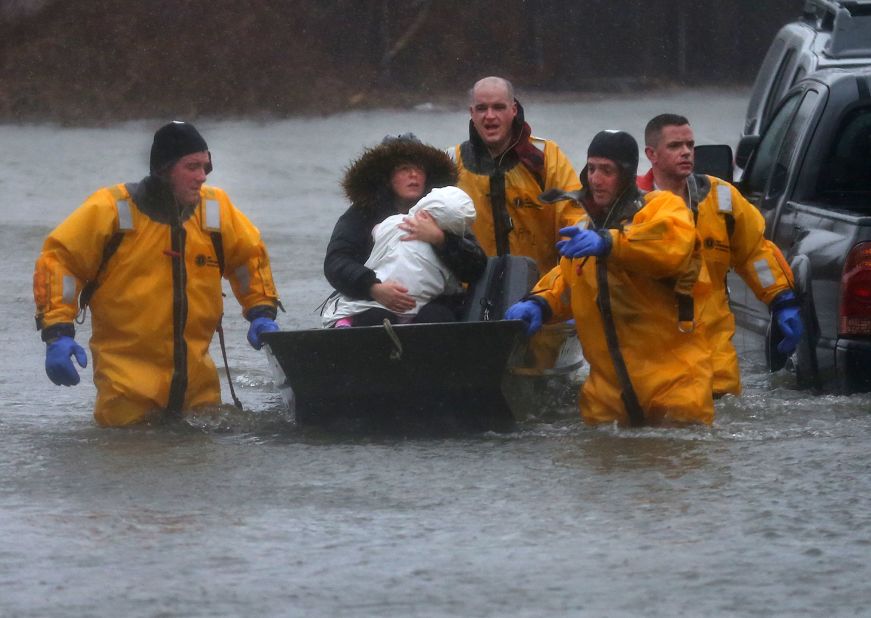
left=506, top=130, right=715, bottom=426
left=638, top=113, right=801, bottom=396
left=454, top=76, right=583, bottom=369
left=34, top=121, right=281, bottom=427
left=453, top=76, right=583, bottom=276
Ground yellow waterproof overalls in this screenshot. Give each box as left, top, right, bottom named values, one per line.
left=34, top=183, right=279, bottom=426
left=531, top=190, right=715, bottom=426
left=689, top=174, right=794, bottom=395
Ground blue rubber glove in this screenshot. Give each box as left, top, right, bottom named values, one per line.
left=556, top=226, right=611, bottom=258
left=247, top=317, right=279, bottom=350
left=771, top=292, right=803, bottom=355
left=505, top=300, right=544, bottom=336
left=45, top=336, right=87, bottom=386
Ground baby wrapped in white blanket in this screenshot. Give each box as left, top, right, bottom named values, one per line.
left=322, top=186, right=476, bottom=327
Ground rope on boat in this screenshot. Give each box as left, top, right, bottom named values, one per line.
left=382, top=319, right=403, bottom=361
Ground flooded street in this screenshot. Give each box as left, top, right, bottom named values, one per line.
left=2, top=88, right=871, bottom=617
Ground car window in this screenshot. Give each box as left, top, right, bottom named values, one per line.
left=761, top=49, right=796, bottom=130
left=817, top=105, right=871, bottom=207
left=746, top=93, right=802, bottom=194
left=767, top=90, right=820, bottom=200
left=746, top=38, right=786, bottom=134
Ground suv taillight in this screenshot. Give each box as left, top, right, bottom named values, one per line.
left=840, top=241, right=871, bottom=336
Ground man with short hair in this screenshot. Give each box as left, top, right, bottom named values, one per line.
left=638, top=113, right=801, bottom=396
left=453, top=76, right=582, bottom=276
left=506, top=130, right=715, bottom=426
left=34, top=121, right=281, bottom=426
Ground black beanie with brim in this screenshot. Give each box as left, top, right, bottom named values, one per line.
left=150, top=121, right=212, bottom=175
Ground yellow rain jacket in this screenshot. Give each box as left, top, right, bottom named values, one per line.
left=639, top=171, right=795, bottom=394
left=531, top=190, right=715, bottom=426
left=454, top=137, right=583, bottom=277
left=455, top=123, right=583, bottom=372
left=34, top=181, right=279, bottom=426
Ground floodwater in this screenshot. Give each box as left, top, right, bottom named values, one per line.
left=2, top=89, right=871, bottom=617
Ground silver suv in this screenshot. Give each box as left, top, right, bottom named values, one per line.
left=742, top=0, right=871, bottom=145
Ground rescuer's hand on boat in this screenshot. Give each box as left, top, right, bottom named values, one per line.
left=505, top=300, right=544, bottom=336
left=247, top=317, right=280, bottom=350
left=45, top=336, right=87, bottom=386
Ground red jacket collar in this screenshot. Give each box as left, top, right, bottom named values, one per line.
left=637, top=168, right=655, bottom=192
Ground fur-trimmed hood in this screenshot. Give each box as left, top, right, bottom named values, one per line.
left=341, top=138, right=457, bottom=213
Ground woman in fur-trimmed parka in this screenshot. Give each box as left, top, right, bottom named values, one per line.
left=324, top=134, right=487, bottom=325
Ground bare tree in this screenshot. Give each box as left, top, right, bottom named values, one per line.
left=377, top=0, right=432, bottom=85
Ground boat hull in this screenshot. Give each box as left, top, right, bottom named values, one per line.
left=262, top=320, right=525, bottom=432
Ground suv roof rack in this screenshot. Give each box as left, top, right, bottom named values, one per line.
left=801, top=0, right=871, bottom=58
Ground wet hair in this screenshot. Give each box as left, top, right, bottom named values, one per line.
left=644, top=113, right=690, bottom=147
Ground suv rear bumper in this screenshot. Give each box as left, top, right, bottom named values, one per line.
left=835, top=338, right=871, bottom=393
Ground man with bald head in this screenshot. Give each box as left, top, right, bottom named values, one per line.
left=453, top=76, right=582, bottom=277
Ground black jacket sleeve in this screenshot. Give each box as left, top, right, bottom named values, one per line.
left=324, top=207, right=379, bottom=300
left=437, top=230, right=488, bottom=284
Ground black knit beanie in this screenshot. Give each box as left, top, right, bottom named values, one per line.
left=150, top=121, right=212, bottom=175
left=587, top=130, right=639, bottom=178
